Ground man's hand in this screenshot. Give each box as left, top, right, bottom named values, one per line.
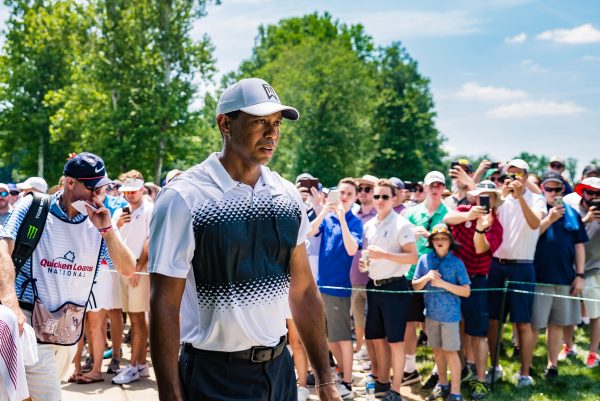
left=116, top=210, right=132, bottom=228
left=509, top=180, right=525, bottom=199
left=467, top=206, right=486, bottom=221
left=583, top=206, right=600, bottom=224
left=571, top=276, right=584, bottom=296
left=449, top=167, right=476, bottom=190
left=430, top=275, right=446, bottom=289
left=413, top=226, right=430, bottom=239
left=317, top=384, right=343, bottom=401
left=13, top=306, right=26, bottom=336
left=86, top=198, right=112, bottom=229
left=334, top=204, right=345, bottom=220
left=130, top=273, right=139, bottom=287
left=310, top=187, right=324, bottom=214
left=476, top=213, right=493, bottom=232
left=425, top=270, right=441, bottom=283
left=548, top=205, right=565, bottom=223
left=358, top=258, right=370, bottom=273
left=367, top=245, right=386, bottom=260
left=476, top=160, right=492, bottom=174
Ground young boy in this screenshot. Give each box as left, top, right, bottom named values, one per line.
left=413, top=224, right=471, bottom=401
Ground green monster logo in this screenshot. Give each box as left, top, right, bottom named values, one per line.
left=27, top=225, right=38, bottom=240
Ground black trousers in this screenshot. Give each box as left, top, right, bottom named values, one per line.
left=179, top=346, right=297, bottom=401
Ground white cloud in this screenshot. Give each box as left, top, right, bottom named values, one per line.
left=456, top=82, right=528, bottom=101
left=582, top=55, right=600, bottom=61
left=486, top=101, right=586, bottom=119
left=537, top=23, right=600, bottom=44
left=505, top=32, right=527, bottom=43
left=521, top=59, right=549, bottom=73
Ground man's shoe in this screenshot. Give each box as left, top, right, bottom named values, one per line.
left=106, top=358, right=121, bottom=374
left=558, top=344, right=578, bottom=361
left=335, top=381, right=353, bottom=399
left=586, top=352, right=599, bottom=368
left=374, top=381, right=391, bottom=397
left=137, top=363, right=150, bottom=377
left=103, top=347, right=113, bottom=359
left=421, top=372, right=438, bottom=389
left=417, top=330, right=428, bottom=346
left=543, top=365, right=558, bottom=379
left=469, top=379, right=489, bottom=400
left=515, top=375, right=535, bottom=387
left=381, top=389, right=404, bottom=401
left=81, top=357, right=93, bottom=373
left=112, top=365, right=140, bottom=384
left=297, top=386, right=310, bottom=401
left=427, top=383, right=450, bottom=401
left=447, top=394, right=464, bottom=401
left=360, top=361, right=372, bottom=372
left=485, top=365, right=503, bottom=385
left=401, top=370, right=421, bottom=386
left=354, top=348, right=370, bottom=361
left=460, top=365, right=474, bottom=383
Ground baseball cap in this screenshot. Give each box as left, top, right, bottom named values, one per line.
left=467, top=180, right=501, bottom=197
left=17, top=177, right=48, bottom=193
left=575, top=177, right=600, bottom=196
left=165, top=169, right=182, bottom=184
left=63, top=152, right=112, bottom=189
left=119, top=178, right=145, bottom=192
left=0, top=183, right=9, bottom=192
left=356, top=175, right=378, bottom=186
left=454, top=158, right=472, bottom=173
left=216, top=78, right=299, bottom=120
left=582, top=164, right=600, bottom=178
left=506, top=158, right=529, bottom=171
left=295, top=173, right=315, bottom=183
left=541, top=171, right=563, bottom=185
left=389, top=177, right=405, bottom=190
left=424, top=171, right=445, bottom=186
left=549, top=155, right=565, bottom=165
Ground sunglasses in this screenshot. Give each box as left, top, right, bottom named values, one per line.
left=357, top=186, right=372, bottom=193
left=0, top=191, right=8, bottom=197
left=123, top=191, right=140, bottom=196
left=373, top=194, right=390, bottom=200
left=550, top=162, right=564, bottom=169
left=10, top=191, right=19, bottom=196
left=543, top=186, right=563, bottom=193
left=584, top=189, right=600, bottom=197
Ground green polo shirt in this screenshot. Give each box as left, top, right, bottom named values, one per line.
left=404, top=201, right=448, bottom=280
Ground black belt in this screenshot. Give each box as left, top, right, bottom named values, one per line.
left=372, top=276, right=405, bottom=287
left=493, top=257, right=533, bottom=265
left=19, top=301, right=33, bottom=311
left=183, top=335, right=287, bottom=363
left=469, top=273, right=487, bottom=279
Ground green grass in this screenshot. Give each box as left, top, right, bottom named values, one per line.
left=415, top=324, right=600, bottom=401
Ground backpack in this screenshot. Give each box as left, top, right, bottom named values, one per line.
left=12, top=192, right=50, bottom=274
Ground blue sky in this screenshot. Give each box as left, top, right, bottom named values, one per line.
left=1, top=0, right=598, bottom=173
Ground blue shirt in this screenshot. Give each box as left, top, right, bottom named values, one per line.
left=317, top=210, right=363, bottom=297
left=414, top=252, right=470, bottom=322
left=103, top=194, right=128, bottom=217
left=534, top=203, right=588, bottom=285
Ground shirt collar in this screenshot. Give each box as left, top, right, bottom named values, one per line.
left=204, top=152, right=281, bottom=195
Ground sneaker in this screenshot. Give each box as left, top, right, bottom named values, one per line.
left=112, top=365, right=140, bottom=384
left=469, top=379, right=489, bottom=400
left=103, top=347, right=113, bottom=359
left=447, top=394, right=464, bottom=401
left=417, top=330, right=428, bottom=346
left=586, top=352, right=599, bottom=368
left=374, top=381, right=391, bottom=397
left=421, top=372, right=438, bottom=390
left=460, top=365, right=474, bottom=383
left=427, top=383, right=450, bottom=401
left=401, top=370, right=421, bottom=386
left=81, top=357, right=93, bottom=373
left=335, top=381, right=353, bottom=400
left=485, top=365, right=503, bottom=385
left=137, top=363, right=150, bottom=377
left=543, top=365, right=558, bottom=379
left=381, top=389, right=404, bottom=401
left=558, top=344, right=578, bottom=361
left=306, top=372, right=316, bottom=386
left=106, top=358, right=121, bottom=374
left=354, top=348, right=370, bottom=360
left=515, top=375, right=535, bottom=387
left=360, top=361, right=372, bottom=372
left=297, top=385, right=310, bottom=401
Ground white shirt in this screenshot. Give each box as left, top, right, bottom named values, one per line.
left=494, top=190, right=546, bottom=260
left=363, top=211, right=415, bottom=279
left=113, top=199, right=153, bottom=259
left=148, top=153, right=311, bottom=351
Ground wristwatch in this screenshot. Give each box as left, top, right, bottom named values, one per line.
left=475, top=228, right=488, bottom=234
left=576, top=273, right=585, bottom=278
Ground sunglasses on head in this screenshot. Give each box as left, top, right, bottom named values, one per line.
left=431, top=226, right=450, bottom=235
left=357, top=186, right=372, bottom=193
left=584, top=189, right=600, bottom=197
left=373, top=194, right=390, bottom=200
left=0, top=191, right=8, bottom=197
left=543, top=186, right=563, bottom=193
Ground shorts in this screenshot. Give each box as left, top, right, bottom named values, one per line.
left=582, top=273, right=600, bottom=319
left=120, top=274, right=150, bottom=313
left=426, top=319, right=461, bottom=351
left=89, top=267, right=122, bottom=311
left=322, top=293, right=352, bottom=342
left=179, top=345, right=296, bottom=401
left=351, top=285, right=367, bottom=329
left=488, top=259, right=535, bottom=323
left=405, top=283, right=425, bottom=322
left=365, top=278, right=409, bottom=343
left=25, top=343, right=76, bottom=401
left=532, top=285, right=582, bottom=329
left=461, top=275, right=489, bottom=337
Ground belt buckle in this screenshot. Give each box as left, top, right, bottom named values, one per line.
left=373, top=279, right=381, bottom=287
left=250, top=346, right=273, bottom=363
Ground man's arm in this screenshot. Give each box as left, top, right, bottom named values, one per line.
left=289, top=244, right=341, bottom=401
left=369, top=242, right=418, bottom=265
left=540, top=206, right=563, bottom=235
left=337, top=211, right=359, bottom=256
left=512, top=182, right=543, bottom=229
left=150, top=273, right=186, bottom=401
left=102, top=229, right=135, bottom=278
left=571, top=243, right=585, bottom=296
left=307, top=207, right=328, bottom=237
left=0, top=238, right=25, bottom=332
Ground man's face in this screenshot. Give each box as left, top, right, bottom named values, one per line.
left=425, top=181, right=446, bottom=201
left=357, top=183, right=374, bottom=206
left=582, top=187, right=600, bottom=207
left=489, top=172, right=502, bottom=187
left=431, top=234, right=451, bottom=253
left=542, top=180, right=564, bottom=204
left=506, top=167, right=527, bottom=185
left=8, top=190, right=19, bottom=205
left=549, top=161, right=564, bottom=173
left=338, top=183, right=358, bottom=211
left=67, top=178, right=103, bottom=203
left=0, top=189, right=9, bottom=209
left=373, top=185, right=393, bottom=214
left=123, top=188, right=144, bottom=206
left=223, top=111, right=282, bottom=166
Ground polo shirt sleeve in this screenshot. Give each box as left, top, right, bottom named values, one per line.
left=531, top=193, right=547, bottom=216
left=0, top=196, right=33, bottom=240
left=486, top=215, right=504, bottom=254
left=397, top=221, right=416, bottom=246
left=413, top=254, right=428, bottom=280
left=148, top=188, right=195, bottom=279
left=454, top=258, right=471, bottom=286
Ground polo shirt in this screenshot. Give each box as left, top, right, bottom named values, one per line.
left=564, top=192, right=600, bottom=277
left=103, top=194, right=128, bottom=217
left=413, top=252, right=470, bottom=322
left=113, top=199, right=154, bottom=259
left=404, top=201, right=448, bottom=280
left=393, top=204, right=406, bottom=214
left=317, top=210, right=363, bottom=297
left=494, top=190, right=546, bottom=260
left=534, top=203, right=588, bottom=285
left=350, top=206, right=377, bottom=286
left=363, top=211, right=415, bottom=280
left=0, top=206, right=12, bottom=227
left=450, top=205, right=503, bottom=275
left=148, top=153, right=310, bottom=352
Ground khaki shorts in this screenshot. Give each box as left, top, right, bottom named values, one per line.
left=26, top=343, right=76, bottom=401
left=426, top=319, right=460, bottom=351
left=532, top=285, right=581, bottom=329
left=120, top=274, right=150, bottom=313
left=351, top=286, right=367, bottom=329
left=583, top=273, right=600, bottom=319
left=322, top=294, right=352, bottom=342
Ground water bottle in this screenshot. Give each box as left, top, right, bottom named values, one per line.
left=365, top=374, right=376, bottom=400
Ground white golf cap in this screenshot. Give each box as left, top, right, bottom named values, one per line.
left=216, top=78, right=299, bottom=120
left=356, top=175, right=379, bottom=186
left=17, top=177, right=48, bottom=193
left=424, top=171, right=445, bottom=186
left=118, top=178, right=144, bottom=192
left=549, top=155, right=565, bottom=164
left=506, top=158, right=529, bottom=171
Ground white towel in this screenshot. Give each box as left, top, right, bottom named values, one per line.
left=0, top=305, right=29, bottom=401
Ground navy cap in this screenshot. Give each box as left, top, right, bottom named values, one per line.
left=541, top=170, right=564, bottom=185
left=389, top=177, right=405, bottom=190
left=63, top=152, right=112, bottom=188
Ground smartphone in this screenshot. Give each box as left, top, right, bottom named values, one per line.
left=479, top=195, right=490, bottom=213
left=328, top=189, right=340, bottom=205
left=553, top=196, right=563, bottom=207
left=450, top=161, right=460, bottom=169
left=590, top=199, right=600, bottom=210
left=299, top=178, right=319, bottom=190
left=123, top=206, right=130, bottom=215
left=490, top=162, right=499, bottom=169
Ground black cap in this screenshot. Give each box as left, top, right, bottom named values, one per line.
left=583, top=164, right=600, bottom=178
left=63, top=152, right=112, bottom=188
left=541, top=170, right=563, bottom=185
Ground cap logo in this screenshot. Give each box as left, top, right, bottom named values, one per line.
left=262, top=84, right=278, bottom=101
left=94, top=166, right=104, bottom=173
